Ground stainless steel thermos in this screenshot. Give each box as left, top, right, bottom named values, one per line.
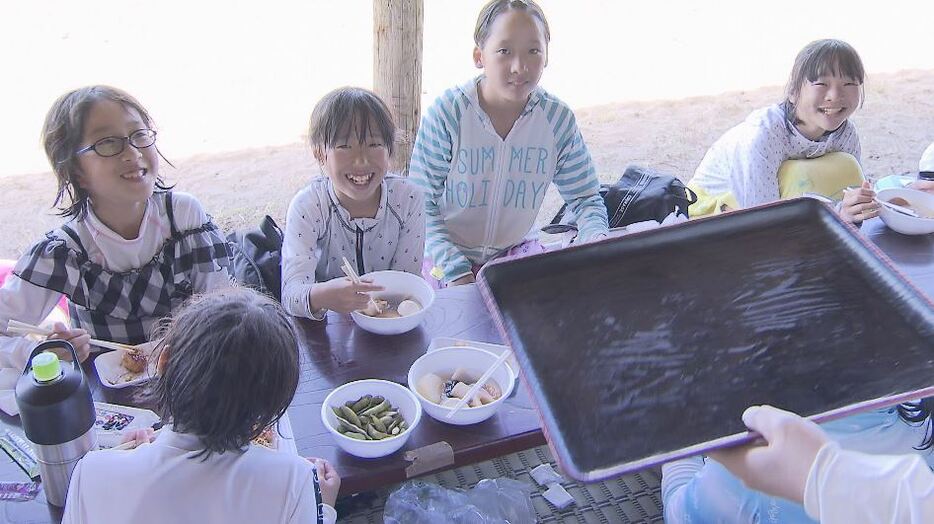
left=15, top=340, right=96, bottom=507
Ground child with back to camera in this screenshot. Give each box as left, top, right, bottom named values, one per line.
left=62, top=287, right=340, bottom=523
left=410, top=0, right=608, bottom=288
left=689, top=39, right=882, bottom=223
left=0, top=86, right=231, bottom=370
left=281, top=87, right=425, bottom=319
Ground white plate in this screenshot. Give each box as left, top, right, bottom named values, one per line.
left=93, top=348, right=158, bottom=389
left=94, top=402, right=160, bottom=449
left=427, top=337, right=520, bottom=380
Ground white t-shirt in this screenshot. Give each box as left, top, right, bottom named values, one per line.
left=62, top=427, right=337, bottom=524
left=691, top=103, right=861, bottom=207
left=804, top=441, right=934, bottom=523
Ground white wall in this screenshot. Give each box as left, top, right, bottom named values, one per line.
left=2, top=0, right=931, bottom=176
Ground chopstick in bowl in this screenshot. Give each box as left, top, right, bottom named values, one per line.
left=340, top=257, right=382, bottom=314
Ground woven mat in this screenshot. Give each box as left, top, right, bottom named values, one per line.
left=337, top=445, right=664, bottom=523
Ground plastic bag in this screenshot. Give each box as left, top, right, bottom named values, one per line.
left=383, top=478, right=535, bottom=524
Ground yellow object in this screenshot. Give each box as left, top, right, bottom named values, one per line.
left=689, top=152, right=863, bottom=218
left=32, top=352, right=61, bottom=382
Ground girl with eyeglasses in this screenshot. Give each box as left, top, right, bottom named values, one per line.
left=0, top=86, right=231, bottom=370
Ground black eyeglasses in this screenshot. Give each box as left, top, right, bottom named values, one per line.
left=75, top=129, right=157, bottom=158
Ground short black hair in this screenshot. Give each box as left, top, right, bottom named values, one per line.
left=308, top=86, right=396, bottom=158
left=146, top=287, right=300, bottom=458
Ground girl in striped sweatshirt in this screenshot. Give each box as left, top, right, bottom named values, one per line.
left=410, top=0, right=608, bottom=287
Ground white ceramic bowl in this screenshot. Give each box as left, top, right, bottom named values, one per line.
left=350, top=270, right=435, bottom=335
left=407, top=346, right=516, bottom=426
left=320, top=379, right=422, bottom=459
left=877, top=188, right=934, bottom=235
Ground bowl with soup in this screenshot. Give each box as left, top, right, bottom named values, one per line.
left=877, top=188, right=934, bottom=235
left=350, top=270, right=435, bottom=335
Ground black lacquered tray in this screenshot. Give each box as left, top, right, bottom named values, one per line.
left=478, top=198, right=934, bottom=481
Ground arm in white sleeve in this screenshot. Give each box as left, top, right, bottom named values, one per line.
left=729, top=131, right=782, bottom=208
left=409, top=98, right=473, bottom=283
left=0, top=274, right=64, bottom=370
left=388, top=186, right=426, bottom=275
left=60, top=457, right=86, bottom=524
left=280, top=190, right=325, bottom=319
left=288, top=468, right=337, bottom=524
left=804, top=441, right=934, bottom=524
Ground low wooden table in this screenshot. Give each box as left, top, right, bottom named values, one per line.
left=1, top=217, right=932, bottom=522
left=288, top=283, right=545, bottom=495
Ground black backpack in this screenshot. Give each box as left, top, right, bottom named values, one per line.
left=226, top=216, right=284, bottom=300
left=543, top=165, right=697, bottom=236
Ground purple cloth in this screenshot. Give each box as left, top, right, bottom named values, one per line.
left=421, top=240, right=546, bottom=289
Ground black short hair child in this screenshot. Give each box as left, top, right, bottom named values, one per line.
left=146, top=287, right=300, bottom=458
left=307, top=86, right=397, bottom=160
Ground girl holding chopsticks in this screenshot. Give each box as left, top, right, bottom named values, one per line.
left=281, top=87, right=425, bottom=319
left=0, top=86, right=231, bottom=369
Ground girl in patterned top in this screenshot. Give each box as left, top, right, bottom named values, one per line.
left=0, top=86, right=231, bottom=370
left=281, top=87, right=425, bottom=319
left=689, top=39, right=876, bottom=223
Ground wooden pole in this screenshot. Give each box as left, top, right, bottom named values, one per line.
left=373, top=0, right=423, bottom=176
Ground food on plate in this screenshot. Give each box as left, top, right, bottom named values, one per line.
left=120, top=349, right=147, bottom=374
left=252, top=426, right=276, bottom=449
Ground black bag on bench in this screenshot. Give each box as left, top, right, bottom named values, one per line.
left=543, top=165, right=697, bottom=237
left=226, top=215, right=284, bottom=300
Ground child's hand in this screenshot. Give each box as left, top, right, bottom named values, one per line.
left=307, top=457, right=341, bottom=507
left=909, top=179, right=934, bottom=194
left=708, top=405, right=829, bottom=504
left=450, top=274, right=476, bottom=286
left=839, top=181, right=879, bottom=223
left=310, top=277, right=384, bottom=314
left=46, top=322, right=91, bottom=362
left=118, top=427, right=156, bottom=450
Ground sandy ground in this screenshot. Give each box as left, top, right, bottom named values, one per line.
left=0, top=68, right=931, bottom=259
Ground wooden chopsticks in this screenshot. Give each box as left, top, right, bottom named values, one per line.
left=340, top=257, right=382, bottom=313
left=445, top=349, right=513, bottom=419
left=5, top=320, right=138, bottom=354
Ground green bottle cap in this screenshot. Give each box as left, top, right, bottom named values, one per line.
left=32, top=352, right=62, bottom=382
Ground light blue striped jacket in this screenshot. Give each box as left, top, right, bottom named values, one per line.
left=410, top=77, right=608, bottom=283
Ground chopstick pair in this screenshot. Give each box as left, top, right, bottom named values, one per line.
left=5, top=320, right=138, bottom=354
left=875, top=198, right=920, bottom=218
left=445, top=350, right=513, bottom=419
left=339, top=257, right=382, bottom=313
